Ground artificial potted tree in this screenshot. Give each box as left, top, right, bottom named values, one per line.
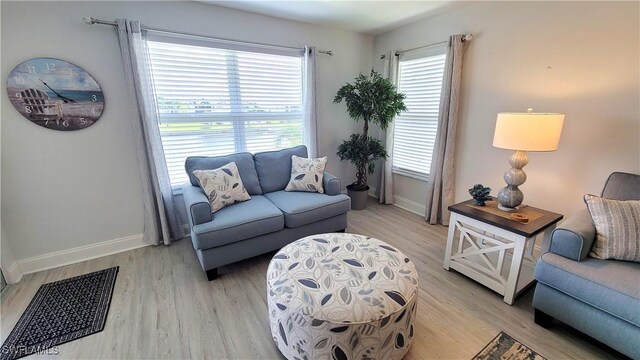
left=334, top=70, right=406, bottom=210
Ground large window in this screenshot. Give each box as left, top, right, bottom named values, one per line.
left=146, top=38, right=304, bottom=186
left=392, top=47, right=446, bottom=180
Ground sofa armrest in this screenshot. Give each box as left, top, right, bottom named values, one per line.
left=182, top=183, right=213, bottom=226
left=548, top=209, right=596, bottom=261
left=323, top=172, right=342, bottom=196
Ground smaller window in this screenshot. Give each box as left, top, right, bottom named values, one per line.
left=392, top=47, right=446, bottom=181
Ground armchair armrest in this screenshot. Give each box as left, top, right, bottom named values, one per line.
left=323, top=172, right=342, bottom=196
left=182, top=183, right=213, bottom=226
left=548, top=209, right=596, bottom=261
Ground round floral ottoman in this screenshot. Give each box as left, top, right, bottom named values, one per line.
left=267, top=233, right=418, bottom=360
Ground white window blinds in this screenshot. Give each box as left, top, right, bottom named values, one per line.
left=146, top=38, right=304, bottom=186
left=392, top=48, right=446, bottom=180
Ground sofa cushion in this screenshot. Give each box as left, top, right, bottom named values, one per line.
left=191, top=195, right=283, bottom=250
left=186, top=153, right=262, bottom=195
left=535, top=252, right=640, bottom=327
left=264, top=190, right=350, bottom=228
left=192, top=162, right=251, bottom=213
left=285, top=155, right=327, bottom=193
left=601, top=172, right=640, bottom=201
left=254, top=145, right=308, bottom=193
left=584, top=194, right=640, bottom=262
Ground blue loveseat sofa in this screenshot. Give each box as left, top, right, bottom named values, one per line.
left=182, top=145, right=351, bottom=280
left=533, top=172, right=640, bottom=358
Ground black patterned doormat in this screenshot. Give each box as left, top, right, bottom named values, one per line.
left=0, top=267, right=118, bottom=360
left=472, top=331, right=546, bottom=360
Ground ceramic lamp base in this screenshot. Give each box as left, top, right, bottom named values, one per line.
left=498, top=203, right=519, bottom=212
left=497, top=150, right=528, bottom=210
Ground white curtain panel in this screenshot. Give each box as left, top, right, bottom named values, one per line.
left=425, top=35, right=470, bottom=225
left=303, top=46, right=320, bottom=158
left=115, top=19, right=185, bottom=245
left=378, top=51, right=399, bottom=204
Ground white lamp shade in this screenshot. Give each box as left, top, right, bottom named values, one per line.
left=493, top=112, right=565, bottom=151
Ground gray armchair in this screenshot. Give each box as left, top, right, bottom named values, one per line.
left=533, top=172, right=640, bottom=358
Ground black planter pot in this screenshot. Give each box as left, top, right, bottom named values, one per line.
left=346, top=184, right=370, bottom=210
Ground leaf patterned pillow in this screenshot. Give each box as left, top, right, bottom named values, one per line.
left=285, top=155, right=327, bottom=193
left=192, top=162, right=251, bottom=213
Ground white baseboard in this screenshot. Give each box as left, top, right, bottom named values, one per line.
left=393, top=195, right=426, bottom=216
left=17, top=234, right=148, bottom=276
left=4, top=262, right=23, bottom=284
left=365, top=186, right=425, bottom=216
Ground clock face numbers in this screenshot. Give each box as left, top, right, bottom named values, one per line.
left=6, top=58, right=105, bottom=131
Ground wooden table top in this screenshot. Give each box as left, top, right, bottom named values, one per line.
left=448, top=199, right=563, bottom=238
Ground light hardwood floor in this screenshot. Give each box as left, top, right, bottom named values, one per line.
left=1, top=200, right=623, bottom=359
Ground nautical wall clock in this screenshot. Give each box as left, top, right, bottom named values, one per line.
left=6, top=57, right=105, bottom=131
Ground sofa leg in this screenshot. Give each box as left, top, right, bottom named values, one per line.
left=534, top=309, right=554, bottom=328
left=336, top=229, right=346, bottom=233
left=206, top=268, right=218, bottom=281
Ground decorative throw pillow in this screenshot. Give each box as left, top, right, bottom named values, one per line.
left=584, top=194, right=640, bottom=262
left=192, top=162, right=251, bottom=213
left=285, top=155, right=327, bottom=193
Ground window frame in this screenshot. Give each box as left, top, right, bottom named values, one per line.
left=391, top=45, right=447, bottom=182
left=143, top=32, right=306, bottom=193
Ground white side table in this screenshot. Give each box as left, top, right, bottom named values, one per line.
left=444, top=200, right=563, bottom=305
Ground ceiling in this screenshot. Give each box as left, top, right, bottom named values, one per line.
left=200, top=1, right=462, bottom=35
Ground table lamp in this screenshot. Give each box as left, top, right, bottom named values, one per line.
left=492, top=109, right=565, bottom=211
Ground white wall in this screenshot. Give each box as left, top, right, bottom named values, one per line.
left=1, top=1, right=373, bottom=262
left=4, top=0, right=636, bottom=270
left=374, top=1, right=640, bottom=216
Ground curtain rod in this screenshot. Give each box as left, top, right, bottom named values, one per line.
left=379, top=34, right=473, bottom=59
left=83, top=17, right=333, bottom=56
